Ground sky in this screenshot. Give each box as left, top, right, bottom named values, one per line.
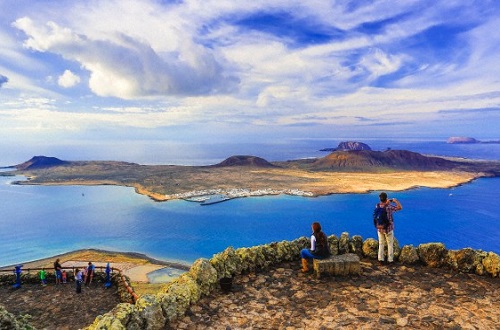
left=0, top=0, right=499, bottom=164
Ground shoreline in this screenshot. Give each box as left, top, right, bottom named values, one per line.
left=10, top=170, right=485, bottom=202
left=0, top=248, right=191, bottom=272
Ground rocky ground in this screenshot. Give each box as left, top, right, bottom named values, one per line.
left=169, top=259, right=500, bottom=330
left=1, top=258, right=499, bottom=329
left=0, top=281, right=119, bottom=330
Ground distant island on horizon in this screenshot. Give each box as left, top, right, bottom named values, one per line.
left=447, top=136, right=500, bottom=144
left=3, top=141, right=500, bottom=203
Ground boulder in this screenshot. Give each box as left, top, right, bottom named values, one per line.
left=161, top=273, right=200, bottom=319
left=188, top=258, right=218, bottom=296
left=262, top=243, right=279, bottom=265
left=482, top=252, right=500, bottom=277
left=0, top=304, right=35, bottom=330
left=210, top=246, right=240, bottom=279
left=157, top=292, right=179, bottom=324
left=136, top=295, right=166, bottom=330
left=87, top=303, right=144, bottom=330
left=338, top=232, right=350, bottom=254
left=399, top=245, right=419, bottom=264
left=349, top=235, right=364, bottom=256
left=446, top=248, right=484, bottom=273
left=418, top=243, right=447, bottom=268
left=362, top=238, right=379, bottom=259
left=281, top=240, right=301, bottom=262
left=327, top=234, right=339, bottom=256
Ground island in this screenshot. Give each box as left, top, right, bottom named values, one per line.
left=447, top=136, right=500, bottom=144
left=3, top=144, right=499, bottom=203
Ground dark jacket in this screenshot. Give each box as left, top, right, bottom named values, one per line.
left=312, top=231, right=331, bottom=257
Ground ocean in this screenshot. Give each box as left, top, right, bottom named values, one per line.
left=0, top=139, right=499, bottom=267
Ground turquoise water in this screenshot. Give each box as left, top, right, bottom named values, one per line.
left=1, top=174, right=499, bottom=267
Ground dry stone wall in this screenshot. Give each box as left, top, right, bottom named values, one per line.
left=84, top=233, right=500, bottom=330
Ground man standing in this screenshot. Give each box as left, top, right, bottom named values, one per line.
left=374, top=192, right=402, bottom=264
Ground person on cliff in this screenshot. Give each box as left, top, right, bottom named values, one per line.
left=53, top=258, right=62, bottom=285
left=300, top=221, right=331, bottom=272
left=374, top=192, right=402, bottom=264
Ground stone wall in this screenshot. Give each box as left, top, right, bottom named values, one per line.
left=0, top=305, right=33, bottom=330
left=85, top=233, right=500, bottom=330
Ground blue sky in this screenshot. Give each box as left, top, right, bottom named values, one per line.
left=0, top=0, right=499, bottom=164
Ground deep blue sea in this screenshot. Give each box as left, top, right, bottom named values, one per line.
left=0, top=139, right=499, bottom=267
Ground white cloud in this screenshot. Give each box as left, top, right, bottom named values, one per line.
left=12, top=16, right=239, bottom=99
left=1, top=0, right=499, bottom=141
left=57, top=69, right=80, bottom=88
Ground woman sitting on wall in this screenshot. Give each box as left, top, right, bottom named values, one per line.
left=300, top=221, right=331, bottom=272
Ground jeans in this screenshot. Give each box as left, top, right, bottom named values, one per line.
left=377, top=230, right=394, bottom=262
left=300, top=248, right=326, bottom=259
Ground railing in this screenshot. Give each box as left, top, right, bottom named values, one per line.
left=0, top=266, right=139, bottom=303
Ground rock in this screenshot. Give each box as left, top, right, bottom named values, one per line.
left=275, top=240, right=300, bottom=262
left=156, top=292, right=179, bottom=324
left=188, top=258, right=218, bottom=296
left=418, top=243, right=447, bottom=268
left=136, top=295, right=166, bottom=330
left=0, top=304, right=35, bottom=330
left=262, top=243, right=279, bottom=265
left=446, top=248, right=484, bottom=273
left=161, top=274, right=201, bottom=320
left=210, top=246, right=241, bottom=279
left=399, top=245, right=419, bottom=264
left=482, top=252, right=500, bottom=277
left=349, top=235, right=364, bottom=256
left=339, top=232, right=350, bottom=254
left=327, top=234, right=339, bottom=256
left=313, top=254, right=361, bottom=278
left=87, top=303, right=144, bottom=330
left=362, top=238, right=379, bottom=259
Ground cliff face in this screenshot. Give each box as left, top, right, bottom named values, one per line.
left=310, top=149, right=456, bottom=171
left=15, top=156, right=68, bottom=170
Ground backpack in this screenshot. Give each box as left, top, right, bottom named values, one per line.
left=373, top=204, right=389, bottom=230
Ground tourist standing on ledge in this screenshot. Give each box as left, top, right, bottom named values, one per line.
left=53, top=258, right=62, bottom=285
left=374, top=192, right=403, bottom=264
left=300, top=221, right=331, bottom=272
